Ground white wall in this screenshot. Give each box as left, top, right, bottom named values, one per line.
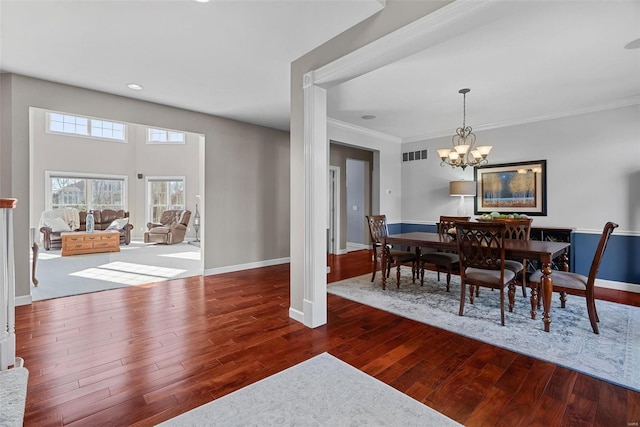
left=401, top=105, right=640, bottom=234
left=30, top=108, right=201, bottom=240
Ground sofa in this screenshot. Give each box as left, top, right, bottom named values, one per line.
left=40, top=209, right=133, bottom=250
left=144, top=209, right=191, bottom=245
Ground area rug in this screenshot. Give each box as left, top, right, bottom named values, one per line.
left=159, top=353, right=461, bottom=426
left=328, top=268, right=640, bottom=392
left=0, top=367, right=29, bottom=427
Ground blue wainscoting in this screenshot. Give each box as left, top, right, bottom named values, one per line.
left=572, top=232, right=640, bottom=285
left=393, top=223, right=640, bottom=286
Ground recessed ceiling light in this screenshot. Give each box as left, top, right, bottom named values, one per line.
left=361, top=115, right=376, bottom=120
left=127, top=83, right=143, bottom=91
left=194, top=0, right=210, bottom=3
left=624, top=38, right=640, bottom=49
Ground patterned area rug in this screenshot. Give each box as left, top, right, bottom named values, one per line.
left=159, top=353, right=461, bottom=426
left=328, top=267, right=640, bottom=392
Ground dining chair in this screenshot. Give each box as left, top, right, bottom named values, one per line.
left=455, top=221, right=517, bottom=326
left=529, top=221, right=618, bottom=334
left=494, top=217, right=533, bottom=297
left=366, top=215, right=417, bottom=288
left=420, top=215, right=469, bottom=291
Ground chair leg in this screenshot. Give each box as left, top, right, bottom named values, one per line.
left=420, top=262, right=425, bottom=286
left=586, top=291, right=600, bottom=334
left=560, top=291, right=567, bottom=308
left=370, top=257, right=377, bottom=282
left=445, top=267, right=451, bottom=292
left=469, top=285, right=476, bottom=304
left=396, top=263, right=402, bottom=288
left=508, top=282, right=516, bottom=313
left=459, top=282, right=466, bottom=316
left=521, top=267, right=527, bottom=297
left=436, top=266, right=441, bottom=282
left=500, top=287, right=505, bottom=326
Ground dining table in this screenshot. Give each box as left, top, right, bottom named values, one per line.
left=381, top=232, right=571, bottom=332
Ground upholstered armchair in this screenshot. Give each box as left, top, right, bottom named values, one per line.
left=144, top=210, right=191, bottom=245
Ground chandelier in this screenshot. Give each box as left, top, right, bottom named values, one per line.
left=437, top=88, right=492, bottom=170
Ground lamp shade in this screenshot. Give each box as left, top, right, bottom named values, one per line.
left=449, top=180, right=476, bottom=197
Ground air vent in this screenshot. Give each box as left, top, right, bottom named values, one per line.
left=402, top=149, right=428, bottom=162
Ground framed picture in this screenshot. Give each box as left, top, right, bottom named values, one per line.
left=474, top=160, right=547, bottom=216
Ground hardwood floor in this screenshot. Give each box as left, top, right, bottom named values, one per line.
left=15, top=250, right=640, bottom=426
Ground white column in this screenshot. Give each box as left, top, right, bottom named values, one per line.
left=0, top=198, right=18, bottom=370
left=302, top=72, right=328, bottom=328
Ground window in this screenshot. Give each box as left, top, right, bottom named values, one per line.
left=147, top=177, right=185, bottom=223
left=47, top=112, right=126, bottom=142
left=147, top=128, right=185, bottom=144
left=47, top=172, right=127, bottom=211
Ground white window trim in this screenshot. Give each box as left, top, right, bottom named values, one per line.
left=144, top=176, right=186, bottom=224
left=45, top=170, right=128, bottom=211
left=146, top=127, right=186, bottom=145
left=46, top=111, right=128, bottom=143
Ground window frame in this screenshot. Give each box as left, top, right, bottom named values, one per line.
left=146, top=127, right=186, bottom=145
left=46, top=111, right=128, bottom=143
left=145, top=176, right=186, bottom=224
left=45, top=170, right=128, bottom=212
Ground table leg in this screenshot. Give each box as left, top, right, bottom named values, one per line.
left=541, top=263, right=553, bottom=332
left=529, top=282, right=537, bottom=320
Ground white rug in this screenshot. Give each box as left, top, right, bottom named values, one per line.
left=0, top=367, right=29, bottom=427
left=159, top=353, right=461, bottom=426
left=32, top=240, right=201, bottom=300
left=328, top=268, right=640, bottom=392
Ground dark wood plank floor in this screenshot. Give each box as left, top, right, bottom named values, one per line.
left=15, top=250, right=640, bottom=426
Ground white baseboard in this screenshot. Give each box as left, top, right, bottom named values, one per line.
left=289, top=306, right=304, bottom=323
left=15, top=295, right=32, bottom=307
left=203, top=257, right=290, bottom=276
left=595, top=278, right=640, bottom=294
left=346, top=242, right=369, bottom=252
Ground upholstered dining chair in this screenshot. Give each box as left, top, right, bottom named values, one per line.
left=494, top=217, right=533, bottom=297
left=455, top=221, right=517, bottom=326
left=529, top=221, right=618, bottom=334
left=366, top=215, right=417, bottom=288
left=420, top=215, right=469, bottom=291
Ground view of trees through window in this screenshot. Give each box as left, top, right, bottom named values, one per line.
left=50, top=176, right=125, bottom=211
left=148, top=179, right=185, bottom=223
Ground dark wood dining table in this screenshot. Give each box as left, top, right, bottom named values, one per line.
left=381, top=232, right=571, bottom=332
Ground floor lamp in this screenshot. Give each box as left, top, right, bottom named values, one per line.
left=449, top=180, right=476, bottom=216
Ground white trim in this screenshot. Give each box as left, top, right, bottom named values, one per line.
left=312, top=0, right=500, bottom=88
left=398, top=220, right=438, bottom=226
left=346, top=242, right=369, bottom=252
left=15, top=295, right=32, bottom=307
left=328, top=166, right=341, bottom=255
left=336, top=248, right=350, bottom=255
left=327, top=118, right=401, bottom=144
left=574, top=228, right=640, bottom=237
left=288, top=306, right=305, bottom=323
left=595, top=278, right=640, bottom=294
left=203, top=257, right=290, bottom=276
left=402, top=95, right=640, bottom=143
left=46, top=111, right=128, bottom=143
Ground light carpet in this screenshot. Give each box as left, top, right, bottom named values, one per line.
left=0, top=367, right=29, bottom=427
left=32, top=240, right=201, bottom=301
left=328, top=267, right=640, bottom=392
left=159, top=353, right=461, bottom=427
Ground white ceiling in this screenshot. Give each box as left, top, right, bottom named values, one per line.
left=328, top=0, right=640, bottom=142
left=1, top=1, right=638, bottom=141
left=0, top=0, right=383, bottom=131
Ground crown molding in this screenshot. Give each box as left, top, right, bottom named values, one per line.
left=402, top=95, right=640, bottom=143
left=327, top=117, right=402, bottom=144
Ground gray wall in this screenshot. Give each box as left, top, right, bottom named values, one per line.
left=1, top=73, right=290, bottom=301
left=401, top=105, right=640, bottom=234
left=329, top=142, right=373, bottom=249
